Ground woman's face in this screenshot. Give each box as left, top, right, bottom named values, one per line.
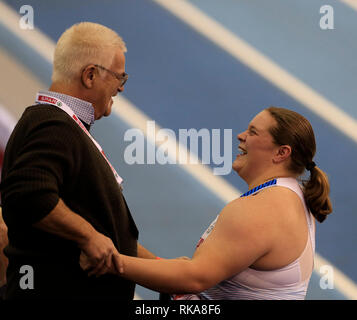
left=232, top=110, right=279, bottom=181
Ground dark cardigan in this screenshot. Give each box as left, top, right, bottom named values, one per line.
left=0, top=104, right=138, bottom=300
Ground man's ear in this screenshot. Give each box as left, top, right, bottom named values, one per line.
left=273, top=145, right=292, bottom=164
left=81, top=65, right=96, bottom=89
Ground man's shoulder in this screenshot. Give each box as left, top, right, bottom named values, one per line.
left=22, top=104, right=71, bottom=122
left=9, top=104, right=84, bottom=148
left=16, top=104, right=78, bottom=132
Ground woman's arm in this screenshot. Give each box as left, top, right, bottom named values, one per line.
left=116, top=197, right=273, bottom=294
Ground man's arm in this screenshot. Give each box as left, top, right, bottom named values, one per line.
left=34, top=198, right=119, bottom=276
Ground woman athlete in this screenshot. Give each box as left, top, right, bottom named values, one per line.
left=81, top=106, right=332, bottom=300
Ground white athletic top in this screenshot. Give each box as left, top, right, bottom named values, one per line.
left=174, top=177, right=315, bottom=300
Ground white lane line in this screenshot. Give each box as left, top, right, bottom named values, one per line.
left=340, top=0, right=357, bottom=12
left=1, top=0, right=356, bottom=299
left=153, top=0, right=357, bottom=145
left=0, top=2, right=54, bottom=63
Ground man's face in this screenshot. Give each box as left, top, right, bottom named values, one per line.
left=91, top=49, right=126, bottom=120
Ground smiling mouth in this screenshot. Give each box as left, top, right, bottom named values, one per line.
left=238, top=147, right=247, bottom=156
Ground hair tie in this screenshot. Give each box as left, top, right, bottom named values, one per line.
left=306, top=161, right=316, bottom=171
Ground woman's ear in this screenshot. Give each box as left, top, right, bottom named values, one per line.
left=273, top=145, right=292, bottom=164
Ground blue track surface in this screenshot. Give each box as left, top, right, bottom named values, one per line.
left=1, top=0, right=356, bottom=299
left=187, top=0, right=357, bottom=120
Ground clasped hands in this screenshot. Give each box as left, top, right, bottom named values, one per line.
left=78, top=230, right=191, bottom=277
left=78, top=230, right=123, bottom=277
left=79, top=250, right=123, bottom=277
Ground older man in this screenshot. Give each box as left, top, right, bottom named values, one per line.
left=0, top=22, right=155, bottom=300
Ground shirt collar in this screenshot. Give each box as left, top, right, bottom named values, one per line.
left=38, top=90, right=95, bottom=126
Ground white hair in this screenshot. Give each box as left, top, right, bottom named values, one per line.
left=52, top=22, right=127, bottom=84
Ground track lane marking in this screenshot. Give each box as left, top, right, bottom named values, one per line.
left=153, top=0, right=357, bottom=145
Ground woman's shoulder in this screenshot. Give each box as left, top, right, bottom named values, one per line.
left=221, top=185, right=301, bottom=224
left=254, top=184, right=301, bottom=203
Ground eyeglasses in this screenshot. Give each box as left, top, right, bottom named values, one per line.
left=94, top=64, right=129, bottom=87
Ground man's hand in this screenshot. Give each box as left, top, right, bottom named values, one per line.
left=80, top=247, right=123, bottom=277
left=78, top=231, right=120, bottom=277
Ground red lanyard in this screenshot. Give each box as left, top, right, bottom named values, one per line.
left=36, top=93, right=123, bottom=187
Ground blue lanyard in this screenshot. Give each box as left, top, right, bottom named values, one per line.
left=240, top=179, right=277, bottom=198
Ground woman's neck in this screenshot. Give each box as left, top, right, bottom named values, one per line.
left=247, top=173, right=294, bottom=191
